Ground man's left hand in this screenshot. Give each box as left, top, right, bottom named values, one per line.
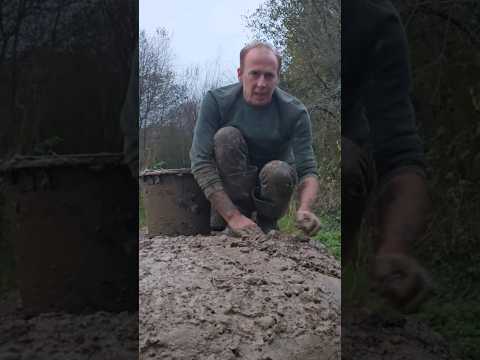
left=372, top=254, right=434, bottom=313
left=295, top=210, right=321, bottom=236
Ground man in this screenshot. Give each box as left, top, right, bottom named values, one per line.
left=343, top=0, right=432, bottom=312
left=190, top=41, right=321, bottom=237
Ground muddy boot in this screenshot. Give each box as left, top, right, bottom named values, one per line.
left=223, top=166, right=258, bottom=217
left=254, top=160, right=297, bottom=233
left=252, top=193, right=283, bottom=233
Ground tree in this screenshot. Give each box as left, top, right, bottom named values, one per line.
left=139, top=52, right=233, bottom=170
left=0, top=0, right=135, bottom=157
left=139, top=28, right=186, bottom=129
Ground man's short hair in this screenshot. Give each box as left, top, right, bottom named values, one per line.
left=239, top=41, right=282, bottom=75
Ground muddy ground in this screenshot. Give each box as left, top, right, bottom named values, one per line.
left=0, top=231, right=455, bottom=360
left=0, top=291, right=138, bottom=359
left=140, top=231, right=341, bottom=360
left=140, top=231, right=455, bottom=360
left=341, top=307, right=457, bottom=360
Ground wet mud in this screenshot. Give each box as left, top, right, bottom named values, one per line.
left=139, top=231, right=341, bottom=360
left=341, top=307, right=456, bottom=359
left=0, top=292, right=138, bottom=359
left=0, top=230, right=455, bottom=359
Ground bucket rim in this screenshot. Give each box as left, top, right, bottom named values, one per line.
left=140, top=168, right=192, bottom=177
left=0, top=152, right=125, bottom=172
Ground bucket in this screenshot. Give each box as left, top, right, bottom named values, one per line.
left=140, top=169, right=210, bottom=237
left=0, top=153, right=138, bottom=314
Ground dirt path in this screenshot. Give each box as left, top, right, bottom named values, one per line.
left=139, top=231, right=341, bottom=360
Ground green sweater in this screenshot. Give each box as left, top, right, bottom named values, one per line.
left=190, top=83, right=318, bottom=198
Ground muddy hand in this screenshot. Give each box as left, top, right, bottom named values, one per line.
left=372, top=254, right=434, bottom=313
left=227, top=213, right=264, bottom=239
left=230, top=225, right=265, bottom=240
left=295, top=210, right=321, bottom=236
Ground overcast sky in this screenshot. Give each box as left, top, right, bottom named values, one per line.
left=139, top=0, right=266, bottom=75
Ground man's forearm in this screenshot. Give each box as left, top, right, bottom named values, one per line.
left=193, top=163, right=242, bottom=221
left=376, top=171, right=430, bottom=255
left=297, top=175, right=319, bottom=211
left=208, top=190, right=241, bottom=222
left=191, top=162, right=224, bottom=199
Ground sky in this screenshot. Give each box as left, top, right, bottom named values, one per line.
left=139, top=0, right=266, bottom=75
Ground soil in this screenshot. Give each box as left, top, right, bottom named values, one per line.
left=139, top=231, right=341, bottom=360
left=139, top=231, right=455, bottom=360
left=0, top=231, right=455, bottom=360
left=0, top=292, right=138, bottom=360
left=341, top=307, right=457, bottom=360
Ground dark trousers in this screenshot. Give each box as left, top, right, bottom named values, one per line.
left=213, top=126, right=297, bottom=227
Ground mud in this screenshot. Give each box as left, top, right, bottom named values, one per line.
left=0, top=292, right=138, bottom=359
left=139, top=231, right=341, bottom=360
left=341, top=307, right=457, bottom=359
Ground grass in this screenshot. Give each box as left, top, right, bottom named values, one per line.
left=411, top=254, right=480, bottom=360
left=339, top=209, right=480, bottom=360
left=278, top=204, right=341, bottom=259
left=415, top=298, right=480, bottom=359
left=408, top=174, right=480, bottom=360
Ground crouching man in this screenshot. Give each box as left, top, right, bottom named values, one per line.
left=190, top=41, right=321, bottom=237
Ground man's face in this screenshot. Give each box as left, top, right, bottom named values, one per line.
left=238, top=47, right=279, bottom=107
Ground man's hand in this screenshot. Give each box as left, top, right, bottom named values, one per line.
left=295, top=176, right=321, bottom=236
left=295, top=210, right=321, bottom=236
left=228, top=213, right=263, bottom=238
left=208, top=190, right=263, bottom=238
left=370, top=171, right=433, bottom=313
left=372, top=254, right=434, bottom=313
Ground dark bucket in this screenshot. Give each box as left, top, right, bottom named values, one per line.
left=0, top=153, right=138, bottom=314
left=140, top=169, right=210, bottom=237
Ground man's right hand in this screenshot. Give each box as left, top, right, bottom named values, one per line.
left=208, top=190, right=263, bottom=238
left=227, top=213, right=263, bottom=238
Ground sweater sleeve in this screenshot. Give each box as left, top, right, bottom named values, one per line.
left=189, top=91, right=224, bottom=198
left=363, top=3, right=425, bottom=179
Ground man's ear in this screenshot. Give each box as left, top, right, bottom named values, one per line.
left=237, top=67, right=242, bottom=81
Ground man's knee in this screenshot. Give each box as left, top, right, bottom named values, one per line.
left=253, top=161, right=296, bottom=221
left=213, top=126, right=244, bottom=147
left=259, top=160, right=297, bottom=198
left=213, top=126, right=249, bottom=173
